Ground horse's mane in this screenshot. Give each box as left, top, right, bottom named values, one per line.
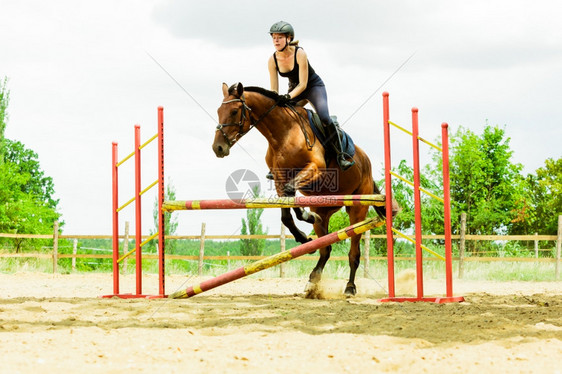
left=244, top=86, right=279, bottom=100
left=229, top=84, right=279, bottom=101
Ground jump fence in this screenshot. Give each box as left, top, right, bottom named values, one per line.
left=106, top=107, right=165, bottom=298
left=382, top=92, right=465, bottom=302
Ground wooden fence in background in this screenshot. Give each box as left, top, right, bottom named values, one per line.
left=1, top=215, right=561, bottom=280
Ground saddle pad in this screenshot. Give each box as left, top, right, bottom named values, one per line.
left=306, top=109, right=356, bottom=158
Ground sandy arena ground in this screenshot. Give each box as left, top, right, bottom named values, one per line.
left=0, top=271, right=561, bottom=373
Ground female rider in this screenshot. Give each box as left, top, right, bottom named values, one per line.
left=267, top=21, right=354, bottom=172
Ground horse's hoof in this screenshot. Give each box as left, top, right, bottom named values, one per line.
left=304, top=281, right=324, bottom=299
left=295, top=235, right=312, bottom=245
left=304, top=281, right=317, bottom=293
left=344, top=284, right=357, bottom=296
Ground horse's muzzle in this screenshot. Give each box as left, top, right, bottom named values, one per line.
left=212, top=142, right=230, bottom=158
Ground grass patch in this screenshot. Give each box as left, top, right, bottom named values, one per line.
left=459, top=261, right=557, bottom=281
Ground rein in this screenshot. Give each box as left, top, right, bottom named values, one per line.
left=285, top=104, right=316, bottom=150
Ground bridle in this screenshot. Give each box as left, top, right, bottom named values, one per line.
left=216, top=95, right=252, bottom=147
left=216, top=94, right=277, bottom=147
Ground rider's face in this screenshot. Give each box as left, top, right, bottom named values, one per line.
left=271, top=33, right=289, bottom=50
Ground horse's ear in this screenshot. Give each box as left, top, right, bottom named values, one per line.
left=222, top=82, right=229, bottom=98
left=235, top=82, right=244, bottom=97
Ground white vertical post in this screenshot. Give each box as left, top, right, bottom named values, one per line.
left=534, top=232, right=539, bottom=259
left=459, top=213, right=466, bottom=279
left=52, top=221, right=59, bottom=274
left=72, top=239, right=78, bottom=271
left=554, top=215, right=562, bottom=280
left=280, top=224, right=286, bottom=278
left=198, top=222, right=206, bottom=276
left=363, top=231, right=370, bottom=278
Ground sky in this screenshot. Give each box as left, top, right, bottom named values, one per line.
left=1, top=0, right=561, bottom=237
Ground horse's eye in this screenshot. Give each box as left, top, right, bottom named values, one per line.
left=231, top=109, right=238, bottom=116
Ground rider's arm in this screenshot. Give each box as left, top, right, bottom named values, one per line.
left=287, top=48, right=309, bottom=99
left=268, top=56, right=279, bottom=93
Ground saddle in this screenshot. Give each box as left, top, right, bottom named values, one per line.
left=306, top=110, right=356, bottom=162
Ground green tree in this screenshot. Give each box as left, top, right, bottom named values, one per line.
left=3, top=139, right=58, bottom=209
left=533, top=158, right=562, bottom=234
left=0, top=140, right=62, bottom=251
left=328, top=208, right=349, bottom=233
left=240, top=186, right=268, bottom=256
left=0, top=80, right=62, bottom=251
left=447, top=125, right=522, bottom=246
left=514, top=157, right=562, bottom=235
left=378, top=159, right=446, bottom=235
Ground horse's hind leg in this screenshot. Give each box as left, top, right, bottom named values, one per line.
left=307, top=249, right=331, bottom=288
left=344, top=206, right=369, bottom=296
left=305, top=208, right=335, bottom=292
left=281, top=207, right=310, bottom=244
left=345, top=234, right=361, bottom=296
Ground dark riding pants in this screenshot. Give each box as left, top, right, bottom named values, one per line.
left=293, top=75, right=334, bottom=126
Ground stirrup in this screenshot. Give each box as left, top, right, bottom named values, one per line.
left=337, top=153, right=355, bottom=171
left=266, top=171, right=274, bottom=180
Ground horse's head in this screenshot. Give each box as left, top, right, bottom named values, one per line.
left=212, top=82, right=253, bottom=158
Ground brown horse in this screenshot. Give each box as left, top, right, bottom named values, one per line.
left=213, top=82, right=388, bottom=295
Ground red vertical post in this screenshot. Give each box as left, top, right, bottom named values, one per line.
left=382, top=92, right=395, bottom=298
left=411, top=108, right=424, bottom=298
left=157, top=107, right=165, bottom=296
left=134, top=125, right=142, bottom=295
left=112, top=142, right=119, bottom=295
left=442, top=123, right=453, bottom=297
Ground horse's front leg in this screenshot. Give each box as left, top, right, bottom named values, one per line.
left=277, top=179, right=310, bottom=244
left=292, top=207, right=321, bottom=225
left=280, top=207, right=310, bottom=244
left=286, top=162, right=323, bottom=225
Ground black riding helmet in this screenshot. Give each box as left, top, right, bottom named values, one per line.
left=269, top=21, right=295, bottom=40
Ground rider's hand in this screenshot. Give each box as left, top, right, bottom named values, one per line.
left=276, top=93, right=292, bottom=106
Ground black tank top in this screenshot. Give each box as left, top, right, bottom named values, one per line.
left=273, top=46, right=317, bottom=91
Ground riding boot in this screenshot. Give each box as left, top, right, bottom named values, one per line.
left=266, top=171, right=274, bottom=180
left=324, top=119, right=355, bottom=171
